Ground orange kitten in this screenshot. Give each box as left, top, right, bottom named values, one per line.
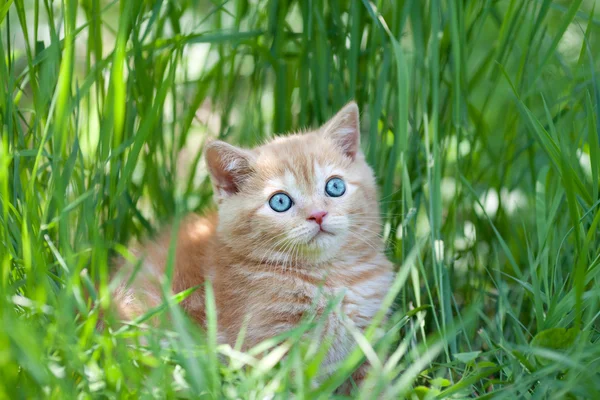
left=113, top=102, right=394, bottom=385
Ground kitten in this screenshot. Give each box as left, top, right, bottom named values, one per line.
left=112, top=102, right=394, bottom=386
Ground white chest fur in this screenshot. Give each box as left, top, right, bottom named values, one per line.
left=317, top=267, right=394, bottom=365
left=227, top=262, right=393, bottom=365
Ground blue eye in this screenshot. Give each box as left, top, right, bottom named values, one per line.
left=269, top=193, right=293, bottom=212
left=325, top=177, right=346, bottom=197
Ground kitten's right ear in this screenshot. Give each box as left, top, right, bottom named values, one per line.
left=321, top=101, right=361, bottom=160
left=205, top=141, right=255, bottom=197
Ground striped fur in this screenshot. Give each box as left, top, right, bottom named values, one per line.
left=113, top=102, right=394, bottom=385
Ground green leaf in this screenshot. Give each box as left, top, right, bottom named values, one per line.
left=430, top=378, right=451, bottom=387
left=531, top=327, right=579, bottom=366
left=410, top=385, right=440, bottom=399
left=453, top=351, right=481, bottom=364
left=531, top=327, right=579, bottom=351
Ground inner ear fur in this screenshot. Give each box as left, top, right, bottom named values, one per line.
left=320, top=101, right=361, bottom=159
left=205, top=140, right=255, bottom=196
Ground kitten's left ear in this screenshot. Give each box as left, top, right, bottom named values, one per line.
left=321, top=101, right=361, bottom=160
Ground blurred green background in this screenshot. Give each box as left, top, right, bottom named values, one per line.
left=1, top=0, right=600, bottom=398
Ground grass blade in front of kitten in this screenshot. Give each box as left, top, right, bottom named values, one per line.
left=2, top=0, right=600, bottom=398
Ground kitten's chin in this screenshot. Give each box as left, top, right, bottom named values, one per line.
left=297, top=231, right=345, bottom=263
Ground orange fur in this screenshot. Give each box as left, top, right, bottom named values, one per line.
left=112, top=102, right=394, bottom=385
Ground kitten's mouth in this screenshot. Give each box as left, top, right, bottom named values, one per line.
left=308, top=229, right=333, bottom=243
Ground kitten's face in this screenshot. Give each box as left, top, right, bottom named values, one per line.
left=206, top=103, right=381, bottom=266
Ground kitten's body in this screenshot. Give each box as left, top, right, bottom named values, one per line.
left=113, top=103, right=394, bottom=381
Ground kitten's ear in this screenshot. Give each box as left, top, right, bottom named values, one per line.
left=205, top=141, right=255, bottom=197
left=321, top=101, right=361, bottom=159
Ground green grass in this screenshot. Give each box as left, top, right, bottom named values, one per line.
left=2, top=0, right=600, bottom=398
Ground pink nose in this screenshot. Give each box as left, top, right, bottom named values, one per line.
left=307, top=211, right=328, bottom=225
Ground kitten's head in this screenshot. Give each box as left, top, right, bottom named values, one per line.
left=205, top=102, right=381, bottom=266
